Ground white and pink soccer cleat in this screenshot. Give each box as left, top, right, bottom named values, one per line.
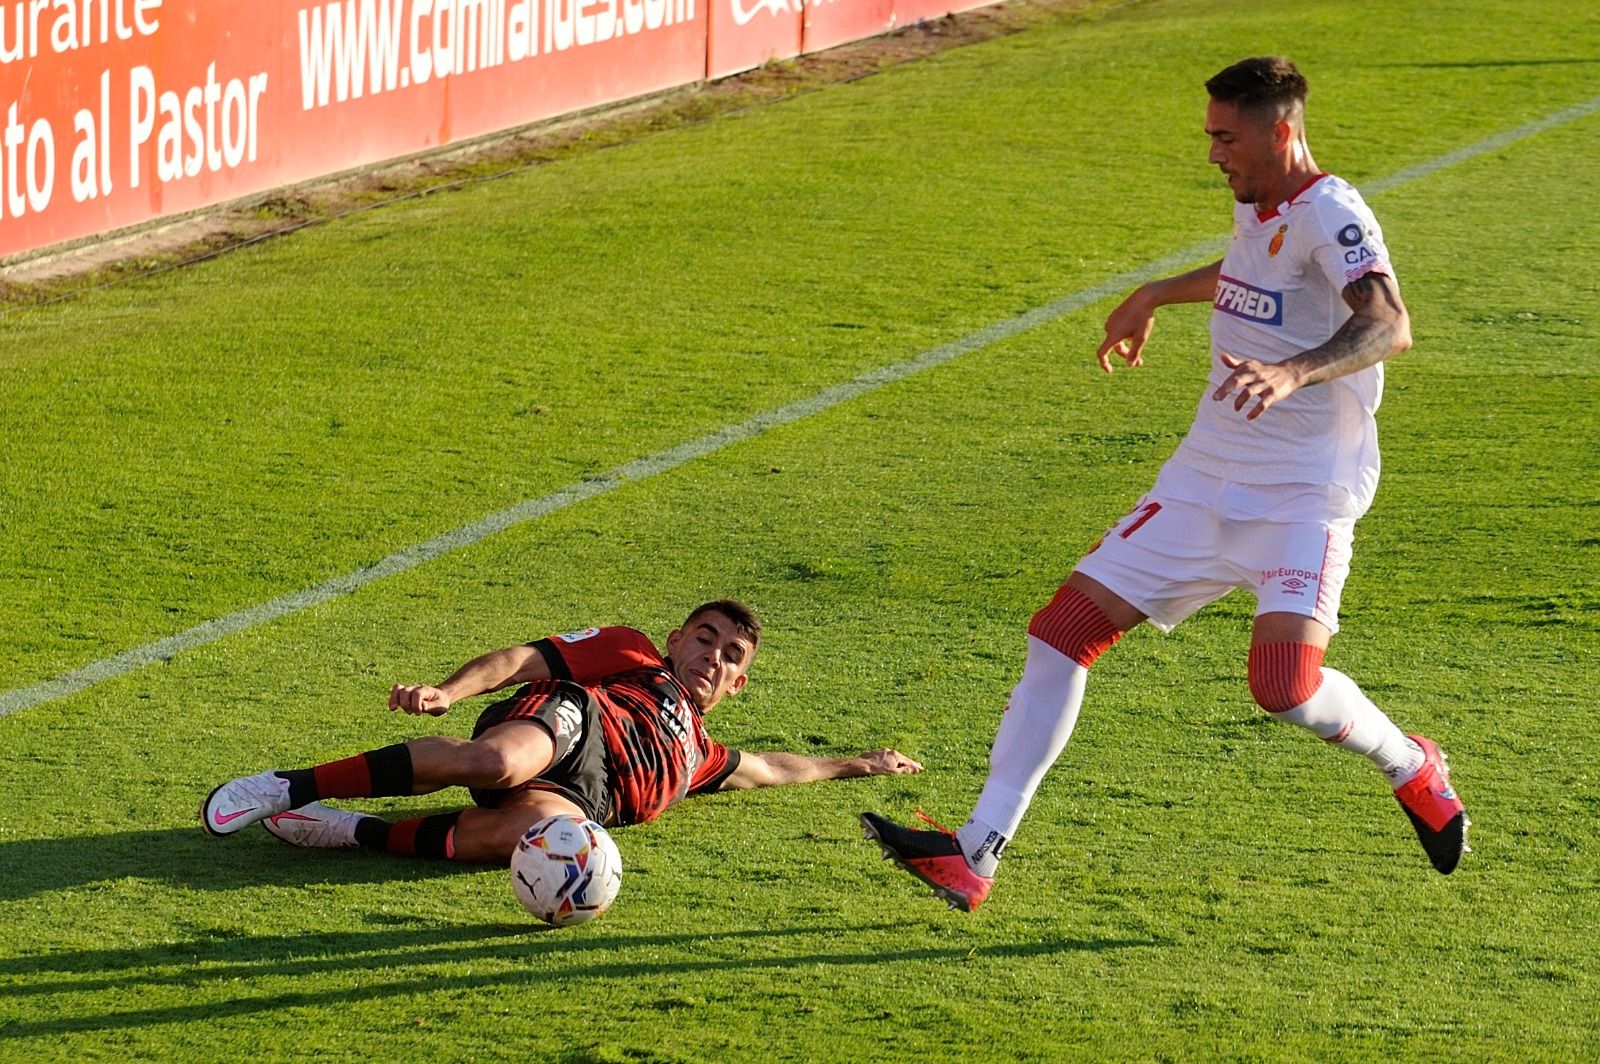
left=201, top=770, right=293, bottom=837
left=263, top=802, right=364, bottom=849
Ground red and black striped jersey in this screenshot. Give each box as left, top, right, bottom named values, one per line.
left=531, top=626, right=739, bottom=825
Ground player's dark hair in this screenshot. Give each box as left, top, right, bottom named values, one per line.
left=685, top=599, right=763, bottom=649
left=1206, top=56, right=1307, bottom=122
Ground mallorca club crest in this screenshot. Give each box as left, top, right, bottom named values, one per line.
left=1268, top=223, right=1288, bottom=257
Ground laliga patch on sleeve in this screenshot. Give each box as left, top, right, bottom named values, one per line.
left=555, top=627, right=602, bottom=643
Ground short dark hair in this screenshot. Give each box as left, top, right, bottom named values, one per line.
left=1206, top=56, right=1307, bottom=120
left=684, top=599, right=763, bottom=649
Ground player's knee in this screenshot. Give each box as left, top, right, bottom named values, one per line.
left=462, top=744, right=530, bottom=789
left=1027, top=584, right=1123, bottom=667
left=465, top=722, right=557, bottom=788
left=1247, top=642, right=1326, bottom=713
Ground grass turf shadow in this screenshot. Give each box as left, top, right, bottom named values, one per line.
left=0, top=820, right=480, bottom=902
left=0, top=921, right=1168, bottom=1038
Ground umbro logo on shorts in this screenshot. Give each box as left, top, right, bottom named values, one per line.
left=1214, top=275, right=1283, bottom=325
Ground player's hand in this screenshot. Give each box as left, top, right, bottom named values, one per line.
left=1096, top=292, right=1156, bottom=373
left=858, top=749, right=923, bottom=776
left=1212, top=351, right=1302, bottom=420
left=389, top=683, right=452, bottom=716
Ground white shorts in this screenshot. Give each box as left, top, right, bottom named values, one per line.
left=1072, top=461, right=1357, bottom=634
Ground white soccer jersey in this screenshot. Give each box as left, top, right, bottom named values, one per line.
left=1169, top=174, right=1396, bottom=515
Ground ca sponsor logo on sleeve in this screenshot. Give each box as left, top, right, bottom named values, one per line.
left=556, top=627, right=602, bottom=643
left=1337, top=221, right=1384, bottom=270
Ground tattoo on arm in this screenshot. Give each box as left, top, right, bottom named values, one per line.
left=1291, top=272, right=1411, bottom=386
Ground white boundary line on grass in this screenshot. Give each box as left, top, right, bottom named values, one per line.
left=5, top=92, right=1599, bottom=721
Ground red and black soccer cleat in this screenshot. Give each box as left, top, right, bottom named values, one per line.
left=1393, top=734, right=1470, bottom=874
left=860, top=811, right=994, bottom=912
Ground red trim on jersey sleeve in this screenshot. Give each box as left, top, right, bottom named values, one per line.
left=689, top=745, right=739, bottom=795
left=537, top=626, right=665, bottom=684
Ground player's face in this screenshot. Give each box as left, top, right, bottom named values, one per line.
left=1205, top=99, right=1280, bottom=206
left=666, top=611, right=756, bottom=711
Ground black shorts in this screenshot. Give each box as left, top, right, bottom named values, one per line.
left=469, top=680, right=614, bottom=826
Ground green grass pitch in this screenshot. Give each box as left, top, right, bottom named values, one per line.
left=2, top=0, right=1598, bottom=1059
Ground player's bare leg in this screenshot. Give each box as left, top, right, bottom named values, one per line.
left=266, top=787, right=584, bottom=863
left=205, top=721, right=558, bottom=836
left=451, top=791, right=586, bottom=865
left=403, top=721, right=559, bottom=792
left=1248, top=611, right=1416, bottom=780
left=864, top=573, right=1140, bottom=910
left=1248, top=611, right=1468, bottom=873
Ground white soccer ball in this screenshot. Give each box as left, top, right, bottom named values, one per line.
left=510, top=814, right=623, bottom=926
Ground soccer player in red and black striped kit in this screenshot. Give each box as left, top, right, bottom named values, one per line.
left=862, top=57, right=1469, bottom=911
left=202, top=600, right=921, bottom=862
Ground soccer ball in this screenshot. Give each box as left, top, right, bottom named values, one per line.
left=510, top=814, right=623, bottom=926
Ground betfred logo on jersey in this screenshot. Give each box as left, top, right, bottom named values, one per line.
left=1214, top=275, right=1283, bottom=325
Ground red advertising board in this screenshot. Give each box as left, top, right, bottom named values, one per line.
left=706, top=0, right=801, bottom=81
left=800, top=0, right=895, bottom=56
left=803, top=0, right=989, bottom=55
left=1, top=0, right=708, bottom=258
left=895, top=0, right=993, bottom=23
left=1, top=0, right=996, bottom=260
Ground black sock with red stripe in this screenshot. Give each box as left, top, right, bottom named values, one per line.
left=277, top=744, right=414, bottom=807
left=354, top=812, right=461, bottom=859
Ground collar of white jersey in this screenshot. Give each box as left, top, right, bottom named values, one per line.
left=1254, top=172, right=1331, bottom=223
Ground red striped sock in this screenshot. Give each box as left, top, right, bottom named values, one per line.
left=357, top=812, right=461, bottom=859
left=1247, top=642, right=1326, bottom=713
left=310, top=754, right=372, bottom=799
left=1027, top=584, right=1123, bottom=667
left=293, top=743, right=413, bottom=803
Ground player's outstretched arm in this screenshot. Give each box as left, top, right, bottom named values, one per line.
left=717, top=748, right=923, bottom=791
left=1212, top=270, right=1412, bottom=421
left=388, top=644, right=552, bottom=716
left=1298, top=269, right=1413, bottom=383
left=1096, top=260, right=1223, bottom=373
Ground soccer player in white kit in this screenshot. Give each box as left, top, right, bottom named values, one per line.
left=862, top=56, right=1469, bottom=911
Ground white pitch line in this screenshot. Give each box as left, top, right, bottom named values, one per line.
left=4, top=92, right=1598, bottom=721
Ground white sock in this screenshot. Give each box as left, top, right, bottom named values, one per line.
left=1271, top=667, right=1424, bottom=786
left=956, top=637, right=1088, bottom=875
